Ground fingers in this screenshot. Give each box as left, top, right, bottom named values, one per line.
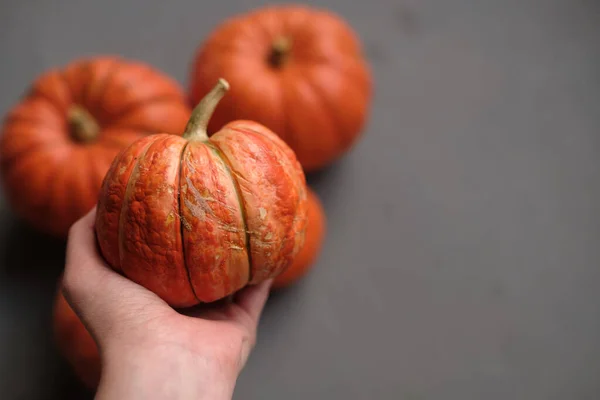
left=234, top=279, right=273, bottom=327
left=63, top=207, right=112, bottom=305
left=229, top=280, right=273, bottom=371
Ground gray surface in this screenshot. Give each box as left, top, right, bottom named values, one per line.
left=1, top=0, right=600, bottom=399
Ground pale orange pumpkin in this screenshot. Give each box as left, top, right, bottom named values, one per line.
left=53, top=289, right=100, bottom=389
left=189, top=5, right=372, bottom=172
left=95, top=79, right=308, bottom=307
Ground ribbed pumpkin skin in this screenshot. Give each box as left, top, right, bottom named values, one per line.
left=189, top=5, right=372, bottom=172
left=0, top=56, right=191, bottom=237
left=272, top=188, right=326, bottom=289
left=95, top=117, right=308, bottom=307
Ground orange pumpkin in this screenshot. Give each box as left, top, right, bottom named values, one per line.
left=272, top=188, right=326, bottom=289
left=53, top=289, right=100, bottom=389
left=0, top=56, right=191, bottom=237
left=189, top=5, right=372, bottom=172
left=95, top=79, right=308, bottom=307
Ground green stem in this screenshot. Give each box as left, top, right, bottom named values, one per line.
left=269, top=36, right=292, bottom=68
left=68, top=105, right=99, bottom=143
left=183, top=78, right=230, bottom=141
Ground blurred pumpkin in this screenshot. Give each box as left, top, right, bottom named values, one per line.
left=0, top=56, right=191, bottom=237
left=189, top=5, right=372, bottom=172
left=95, top=79, right=308, bottom=307
left=53, top=289, right=100, bottom=389
left=272, top=188, right=326, bottom=289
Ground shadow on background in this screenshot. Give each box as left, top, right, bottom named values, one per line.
left=0, top=212, right=92, bottom=399
left=304, top=155, right=349, bottom=214
left=260, top=273, right=313, bottom=333
left=0, top=215, right=66, bottom=282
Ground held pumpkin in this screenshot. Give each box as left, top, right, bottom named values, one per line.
left=95, top=79, right=308, bottom=307
left=272, top=188, right=326, bottom=289
left=189, top=5, right=372, bottom=172
left=0, top=56, right=191, bottom=237
left=53, top=220, right=325, bottom=392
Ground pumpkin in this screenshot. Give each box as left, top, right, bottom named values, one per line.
left=272, top=188, right=326, bottom=289
left=0, top=56, right=191, bottom=237
left=95, top=78, right=308, bottom=307
left=53, top=289, right=100, bottom=389
left=188, top=5, right=372, bottom=172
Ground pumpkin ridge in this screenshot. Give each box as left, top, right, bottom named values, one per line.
left=92, top=58, right=127, bottom=113
left=4, top=114, right=63, bottom=134
left=227, top=125, right=293, bottom=160
left=117, top=139, right=153, bottom=270
left=81, top=58, right=119, bottom=108
left=1, top=143, right=69, bottom=189
left=273, top=189, right=302, bottom=276
left=97, top=136, right=145, bottom=151
left=208, top=142, right=253, bottom=283
left=75, top=60, right=97, bottom=107
left=178, top=141, right=200, bottom=302
left=28, top=90, right=67, bottom=117
left=235, top=129, right=304, bottom=277
left=302, top=71, right=345, bottom=149
left=201, top=31, right=261, bottom=60
left=57, top=69, right=75, bottom=103
left=0, top=121, right=69, bottom=169
left=108, top=96, right=188, bottom=128
left=318, top=59, right=371, bottom=96
left=5, top=148, right=67, bottom=233
left=250, top=13, right=277, bottom=46
left=311, top=61, right=371, bottom=145
left=280, top=80, right=295, bottom=150
left=59, top=64, right=91, bottom=106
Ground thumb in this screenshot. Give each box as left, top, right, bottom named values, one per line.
left=62, top=207, right=170, bottom=347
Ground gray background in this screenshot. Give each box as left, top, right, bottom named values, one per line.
left=1, top=0, right=600, bottom=399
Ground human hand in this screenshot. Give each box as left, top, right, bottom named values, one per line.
left=62, top=208, right=272, bottom=400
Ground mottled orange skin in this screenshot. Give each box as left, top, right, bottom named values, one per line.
left=272, top=188, right=326, bottom=289
left=96, top=119, right=308, bottom=306
left=0, top=56, right=191, bottom=237
left=53, top=290, right=100, bottom=389
left=189, top=5, right=372, bottom=172
left=180, top=141, right=249, bottom=301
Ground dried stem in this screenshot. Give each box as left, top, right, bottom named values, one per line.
left=183, top=78, right=230, bottom=141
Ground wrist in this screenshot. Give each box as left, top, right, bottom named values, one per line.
left=97, top=341, right=238, bottom=400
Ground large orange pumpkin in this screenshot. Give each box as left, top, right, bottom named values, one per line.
left=272, top=188, right=326, bottom=289
left=189, top=5, right=372, bottom=172
left=95, top=79, right=308, bottom=307
left=53, top=289, right=100, bottom=389
left=0, top=56, right=191, bottom=237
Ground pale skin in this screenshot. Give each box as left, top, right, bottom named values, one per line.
left=62, top=208, right=272, bottom=399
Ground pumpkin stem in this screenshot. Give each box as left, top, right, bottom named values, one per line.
left=183, top=78, right=230, bottom=141
left=269, top=36, right=292, bottom=68
left=68, top=105, right=99, bottom=144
